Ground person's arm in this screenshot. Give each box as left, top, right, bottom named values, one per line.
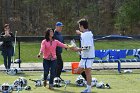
left=6, top=32, right=15, bottom=41
left=2, top=31, right=11, bottom=37
left=56, top=40, right=69, bottom=49
left=0, top=32, right=4, bottom=36
left=71, top=30, right=82, bottom=52
left=37, top=51, right=42, bottom=58
left=0, top=32, right=14, bottom=41
left=37, top=40, right=45, bottom=58
left=70, top=47, right=82, bottom=52
left=10, top=32, right=15, bottom=41
left=76, top=30, right=82, bottom=35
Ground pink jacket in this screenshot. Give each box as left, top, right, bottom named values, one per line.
left=40, top=39, right=66, bottom=60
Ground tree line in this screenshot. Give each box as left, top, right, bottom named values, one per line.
left=0, top=0, right=140, bottom=36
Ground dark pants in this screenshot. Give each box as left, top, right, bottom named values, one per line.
left=55, top=53, right=63, bottom=77
left=1, top=47, right=13, bottom=69
left=81, top=71, right=87, bottom=81
left=43, top=59, right=57, bottom=85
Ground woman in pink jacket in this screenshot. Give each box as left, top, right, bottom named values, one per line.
left=38, top=28, right=69, bottom=90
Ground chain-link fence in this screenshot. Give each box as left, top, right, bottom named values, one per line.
left=0, top=35, right=140, bottom=73
left=0, top=35, right=85, bottom=64
left=19, top=40, right=80, bottom=63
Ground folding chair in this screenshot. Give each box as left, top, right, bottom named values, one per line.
left=109, top=50, right=121, bottom=73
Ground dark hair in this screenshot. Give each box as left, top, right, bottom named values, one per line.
left=4, top=24, right=9, bottom=28
left=45, top=28, right=54, bottom=42
left=77, top=19, right=88, bottom=29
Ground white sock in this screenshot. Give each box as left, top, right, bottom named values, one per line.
left=85, top=81, right=87, bottom=85
left=87, top=85, right=91, bottom=90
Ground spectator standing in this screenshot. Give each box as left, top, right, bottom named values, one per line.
left=0, top=24, right=14, bottom=71
left=38, top=28, right=69, bottom=89
left=54, top=22, right=64, bottom=81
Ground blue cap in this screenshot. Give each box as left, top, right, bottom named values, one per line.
left=56, top=22, right=64, bottom=26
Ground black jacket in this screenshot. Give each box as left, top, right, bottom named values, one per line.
left=54, top=31, right=64, bottom=54
left=0, top=32, right=14, bottom=49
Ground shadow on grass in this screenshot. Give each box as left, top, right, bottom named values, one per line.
left=51, top=88, right=97, bottom=93
left=52, top=88, right=73, bottom=93
left=14, top=71, right=42, bottom=77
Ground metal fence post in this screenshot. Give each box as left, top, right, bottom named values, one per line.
left=18, top=40, right=21, bottom=68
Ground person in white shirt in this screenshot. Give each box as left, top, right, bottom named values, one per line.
left=72, top=19, right=95, bottom=93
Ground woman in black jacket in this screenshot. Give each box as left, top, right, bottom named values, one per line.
left=0, top=24, right=14, bottom=71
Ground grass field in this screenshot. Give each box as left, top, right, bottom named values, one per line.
left=0, top=40, right=140, bottom=64
left=0, top=70, right=140, bottom=93
left=0, top=39, right=140, bottom=93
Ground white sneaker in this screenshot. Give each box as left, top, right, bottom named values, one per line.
left=87, top=89, right=91, bottom=93
left=81, top=88, right=91, bottom=93
left=6, top=69, right=10, bottom=73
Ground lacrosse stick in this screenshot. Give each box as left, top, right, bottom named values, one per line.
left=12, top=31, right=17, bottom=64
left=29, top=79, right=43, bottom=87
left=63, top=80, right=71, bottom=93
left=69, top=39, right=81, bottom=55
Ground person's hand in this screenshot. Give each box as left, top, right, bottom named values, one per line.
left=76, top=30, right=82, bottom=35
left=37, top=53, right=41, bottom=58
left=5, top=30, right=11, bottom=36
left=3, top=33, right=11, bottom=37
left=37, top=54, right=40, bottom=58
left=3, top=35, right=11, bottom=38
left=37, top=52, right=42, bottom=58
left=70, top=47, right=79, bottom=52
left=5, top=34, right=11, bottom=37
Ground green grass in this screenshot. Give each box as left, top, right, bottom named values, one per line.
left=0, top=70, right=140, bottom=93
left=95, top=40, right=140, bottom=49
left=0, top=40, right=140, bottom=64
left=19, top=42, right=80, bottom=62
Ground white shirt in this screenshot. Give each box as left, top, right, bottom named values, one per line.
left=80, top=31, right=95, bottom=59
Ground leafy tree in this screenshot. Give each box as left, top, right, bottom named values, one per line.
left=115, top=0, right=140, bottom=35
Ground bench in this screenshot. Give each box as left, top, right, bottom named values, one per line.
left=94, top=49, right=140, bottom=73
